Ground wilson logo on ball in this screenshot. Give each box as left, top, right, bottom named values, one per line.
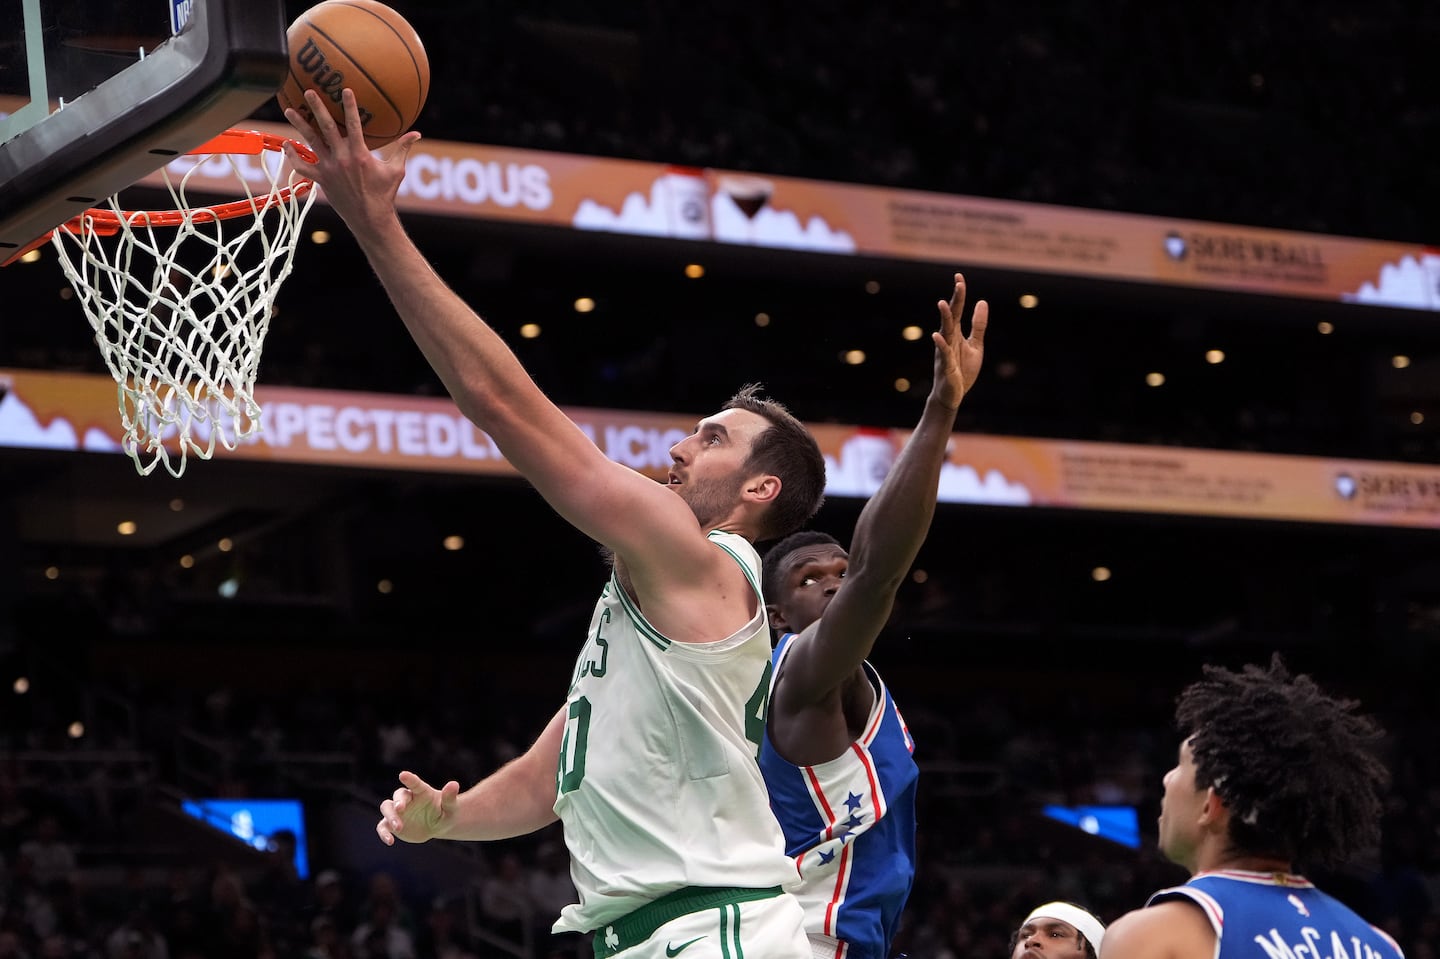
left=292, top=39, right=377, bottom=128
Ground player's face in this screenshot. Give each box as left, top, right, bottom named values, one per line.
left=667, top=408, right=770, bottom=528
left=1156, top=737, right=1206, bottom=872
left=769, top=543, right=849, bottom=634
left=1011, top=919, right=1089, bottom=959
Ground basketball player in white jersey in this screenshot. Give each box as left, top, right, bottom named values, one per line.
left=283, top=89, right=827, bottom=959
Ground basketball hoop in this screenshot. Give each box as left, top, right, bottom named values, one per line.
left=45, top=129, right=318, bottom=477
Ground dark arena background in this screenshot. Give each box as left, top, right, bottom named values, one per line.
left=1, top=1, right=1437, bottom=957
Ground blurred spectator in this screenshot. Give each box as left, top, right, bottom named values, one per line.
left=356, top=873, right=415, bottom=941
left=304, top=915, right=351, bottom=959
left=251, top=828, right=306, bottom=953
left=413, top=897, right=477, bottom=959
left=103, top=915, right=167, bottom=959
left=476, top=854, right=528, bottom=952
left=0, top=930, right=32, bottom=959
left=197, top=865, right=272, bottom=959
left=0, top=774, right=36, bottom=863
left=305, top=870, right=359, bottom=939
left=158, top=893, right=207, bottom=959
left=17, top=817, right=75, bottom=889
left=350, top=898, right=414, bottom=959
left=33, top=933, right=75, bottom=959
left=250, top=702, right=287, bottom=760
left=526, top=840, right=580, bottom=955
left=376, top=718, right=417, bottom=772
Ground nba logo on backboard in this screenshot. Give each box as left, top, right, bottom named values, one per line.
left=171, top=0, right=196, bottom=35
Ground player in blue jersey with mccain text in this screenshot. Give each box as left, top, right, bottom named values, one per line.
left=1101, top=656, right=1404, bottom=959
left=758, top=273, right=988, bottom=959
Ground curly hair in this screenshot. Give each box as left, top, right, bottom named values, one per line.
left=761, top=530, right=842, bottom=604
left=1177, top=653, right=1389, bottom=869
left=722, top=384, right=826, bottom=542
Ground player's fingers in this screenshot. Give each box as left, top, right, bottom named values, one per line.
left=280, top=141, right=309, bottom=173
left=937, top=300, right=959, bottom=347
left=938, top=273, right=962, bottom=323
left=378, top=795, right=406, bottom=830
left=968, top=300, right=990, bottom=346
left=303, top=89, right=342, bottom=147
left=376, top=817, right=395, bottom=845
left=385, top=131, right=423, bottom=165
left=340, top=88, right=366, bottom=142
left=281, top=109, right=321, bottom=156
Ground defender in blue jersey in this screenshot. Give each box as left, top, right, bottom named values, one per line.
left=759, top=274, right=988, bottom=959
left=1102, top=657, right=1403, bottom=959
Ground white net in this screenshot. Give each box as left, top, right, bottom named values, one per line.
left=49, top=131, right=317, bottom=477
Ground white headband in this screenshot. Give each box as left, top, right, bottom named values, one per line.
left=1023, top=902, right=1106, bottom=952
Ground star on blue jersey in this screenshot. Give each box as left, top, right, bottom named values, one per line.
left=759, top=637, right=922, bottom=959
left=834, top=813, right=865, bottom=842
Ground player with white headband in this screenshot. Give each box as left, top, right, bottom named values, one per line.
left=1008, top=901, right=1106, bottom=959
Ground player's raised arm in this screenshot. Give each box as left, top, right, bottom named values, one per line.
left=281, top=89, right=719, bottom=571
left=758, top=276, right=980, bottom=953
left=778, top=274, right=987, bottom=702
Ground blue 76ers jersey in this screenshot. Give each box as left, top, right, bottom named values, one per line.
left=1149, top=870, right=1405, bottom=959
left=758, top=633, right=920, bottom=959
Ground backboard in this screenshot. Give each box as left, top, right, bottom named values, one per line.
left=0, top=0, right=289, bottom=258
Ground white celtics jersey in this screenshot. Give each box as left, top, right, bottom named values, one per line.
left=551, top=530, right=798, bottom=934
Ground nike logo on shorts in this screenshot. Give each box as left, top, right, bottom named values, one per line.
left=665, top=936, right=705, bottom=957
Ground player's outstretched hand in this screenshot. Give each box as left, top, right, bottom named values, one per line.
left=376, top=770, right=461, bottom=846
left=933, top=271, right=988, bottom=409
left=281, top=87, right=421, bottom=233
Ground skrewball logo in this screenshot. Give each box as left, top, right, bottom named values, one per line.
left=1334, top=469, right=1440, bottom=517
left=1159, top=229, right=1326, bottom=281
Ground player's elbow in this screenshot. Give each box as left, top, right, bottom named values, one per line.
left=450, top=372, right=529, bottom=437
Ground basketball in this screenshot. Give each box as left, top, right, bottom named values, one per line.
left=278, top=0, right=430, bottom=150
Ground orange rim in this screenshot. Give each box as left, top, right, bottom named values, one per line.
left=61, top=129, right=318, bottom=237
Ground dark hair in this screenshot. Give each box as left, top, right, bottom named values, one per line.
left=723, top=383, right=826, bottom=541
left=761, top=530, right=841, bottom=604
left=1178, top=654, right=1389, bottom=869
left=1006, top=909, right=1099, bottom=959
